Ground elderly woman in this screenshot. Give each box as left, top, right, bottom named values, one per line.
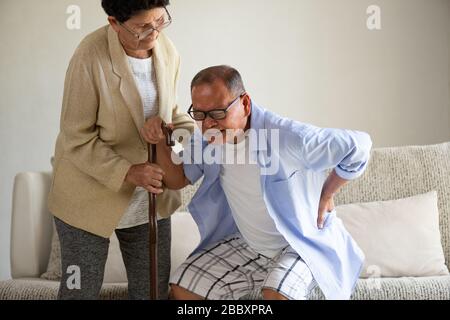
left=48, top=0, right=194, bottom=299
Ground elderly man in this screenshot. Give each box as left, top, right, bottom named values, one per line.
left=141, top=65, right=372, bottom=300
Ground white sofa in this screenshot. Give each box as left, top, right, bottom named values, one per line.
left=1, top=142, right=450, bottom=300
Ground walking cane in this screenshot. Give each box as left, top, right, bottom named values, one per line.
left=148, top=122, right=175, bottom=300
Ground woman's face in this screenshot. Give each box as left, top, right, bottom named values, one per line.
left=110, top=7, right=169, bottom=52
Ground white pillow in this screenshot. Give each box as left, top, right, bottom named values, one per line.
left=336, top=191, right=449, bottom=278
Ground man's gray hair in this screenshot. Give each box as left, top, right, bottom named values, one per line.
left=190, top=65, right=246, bottom=97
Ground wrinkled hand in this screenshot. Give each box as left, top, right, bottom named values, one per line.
left=317, top=194, right=335, bottom=229
left=125, top=163, right=165, bottom=194
left=140, top=116, right=174, bottom=145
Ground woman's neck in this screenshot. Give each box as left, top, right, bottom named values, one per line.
left=124, top=48, right=152, bottom=59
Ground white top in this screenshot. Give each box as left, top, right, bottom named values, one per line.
left=117, top=55, right=161, bottom=229
left=219, top=135, right=289, bottom=258
left=126, top=55, right=159, bottom=119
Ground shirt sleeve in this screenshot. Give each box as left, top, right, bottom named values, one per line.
left=180, top=131, right=205, bottom=185
left=287, top=123, right=373, bottom=180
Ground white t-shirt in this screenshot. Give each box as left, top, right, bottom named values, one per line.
left=117, top=55, right=161, bottom=229
left=219, top=135, right=289, bottom=258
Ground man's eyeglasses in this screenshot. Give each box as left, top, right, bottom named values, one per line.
left=188, top=93, right=246, bottom=121
left=118, top=7, right=172, bottom=41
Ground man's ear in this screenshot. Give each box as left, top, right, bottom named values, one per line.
left=108, top=16, right=120, bottom=33
left=242, top=94, right=252, bottom=117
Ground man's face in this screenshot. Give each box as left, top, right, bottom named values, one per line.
left=191, top=80, right=251, bottom=144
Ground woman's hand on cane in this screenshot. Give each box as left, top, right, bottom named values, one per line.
left=125, top=163, right=165, bottom=194
left=140, top=116, right=174, bottom=145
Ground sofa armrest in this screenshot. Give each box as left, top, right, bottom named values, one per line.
left=10, top=172, right=53, bottom=279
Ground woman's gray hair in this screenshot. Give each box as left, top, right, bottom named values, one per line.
left=190, top=65, right=246, bottom=97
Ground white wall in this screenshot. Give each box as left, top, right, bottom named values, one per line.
left=1, top=0, right=449, bottom=280
left=167, top=0, right=450, bottom=146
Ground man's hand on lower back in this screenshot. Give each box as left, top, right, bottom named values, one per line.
left=317, top=194, right=335, bottom=229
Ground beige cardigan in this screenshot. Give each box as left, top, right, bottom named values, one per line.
left=48, top=25, right=194, bottom=238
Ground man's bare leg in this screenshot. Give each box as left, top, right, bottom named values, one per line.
left=262, top=288, right=289, bottom=300
left=169, top=284, right=205, bottom=300
left=171, top=286, right=289, bottom=300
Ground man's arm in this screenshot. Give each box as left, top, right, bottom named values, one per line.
left=306, top=128, right=372, bottom=229
left=156, top=141, right=190, bottom=190
left=317, top=169, right=349, bottom=229
left=299, top=126, right=373, bottom=180
left=141, top=117, right=205, bottom=190
left=284, top=122, right=372, bottom=228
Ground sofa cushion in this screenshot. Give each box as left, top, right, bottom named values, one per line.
left=336, top=191, right=449, bottom=278
left=0, top=279, right=127, bottom=300
left=309, top=276, right=450, bottom=300
left=332, top=142, right=450, bottom=268
left=242, top=275, right=450, bottom=300
left=4, top=275, right=449, bottom=300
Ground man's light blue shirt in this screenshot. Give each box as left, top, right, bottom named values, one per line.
left=181, top=103, right=372, bottom=300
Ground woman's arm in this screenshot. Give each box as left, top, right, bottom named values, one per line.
left=61, top=50, right=133, bottom=193
left=61, top=50, right=164, bottom=194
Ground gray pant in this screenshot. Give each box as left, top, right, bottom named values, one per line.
left=54, top=217, right=171, bottom=300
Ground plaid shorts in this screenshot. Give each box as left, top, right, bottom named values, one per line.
left=169, top=234, right=317, bottom=300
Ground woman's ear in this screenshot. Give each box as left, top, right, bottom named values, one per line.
left=108, top=16, right=120, bottom=33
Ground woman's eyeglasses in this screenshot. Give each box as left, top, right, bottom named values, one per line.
left=118, top=6, right=172, bottom=41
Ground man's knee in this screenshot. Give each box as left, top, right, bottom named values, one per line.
left=169, top=284, right=204, bottom=300
left=261, top=288, right=289, bottom=300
